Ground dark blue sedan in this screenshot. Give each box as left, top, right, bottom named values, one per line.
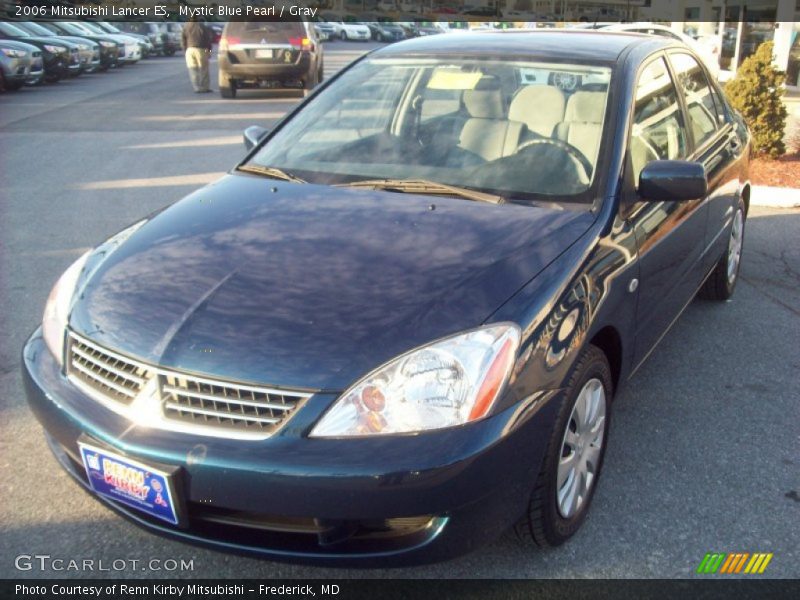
left=23, top=30, right=750, bottom=566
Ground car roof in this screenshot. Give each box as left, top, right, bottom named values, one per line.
left=374, top=30, right=672, bottom=63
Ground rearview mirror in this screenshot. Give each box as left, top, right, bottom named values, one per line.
left=243, top=125, right=270, bottom=151
left=638, top=160, right=708, bottom=201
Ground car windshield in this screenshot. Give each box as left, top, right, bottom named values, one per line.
left=16, top=22, right=54, bottom=37
left=57, top=23, right=88, bottom=35
left=98, top=22, right=122, bottom=34
left=76, top=22, right=105, bottom=35
left=248, top=57, right=612, bottom=202
left=65, top=22, right=95, bottom=35
left=0, top=22, right=31, bottom=37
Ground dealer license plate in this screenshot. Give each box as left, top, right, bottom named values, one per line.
left=79, top=441, right=180, bottom=525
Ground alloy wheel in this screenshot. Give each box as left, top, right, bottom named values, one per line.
left=556, top=378, right=606, bottom=519
left=727, top=208, right=744, bottom=284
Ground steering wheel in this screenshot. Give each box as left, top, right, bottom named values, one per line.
left=515, top=138, right=593, bottom=183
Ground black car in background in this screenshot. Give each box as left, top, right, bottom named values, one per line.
left=218, top=21, right=323, bottom=98
left=14, top=21, right=100, bottom=74
left=39, top=21, right=119, bottom=71
left=24, top=31, right=750, bottom=566
left=365, top=20, right=406, bottom=42
left=161, top=22, right=182, bottom=56
left=0, top=21, right=71, bottom=82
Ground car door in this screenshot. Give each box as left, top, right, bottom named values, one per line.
left=666, top=50, right=741, bottom=275
left=625, top=55, right=709, bottom=366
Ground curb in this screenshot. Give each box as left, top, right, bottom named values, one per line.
left=750, top=185, right=800, bottom=208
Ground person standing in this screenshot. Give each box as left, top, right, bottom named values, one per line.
left=182, top=19, right=213, bottom=93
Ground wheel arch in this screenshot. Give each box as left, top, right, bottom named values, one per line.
left=589, top=326, right=622, bottom=394
left=740, top=181, right=751, bottom=216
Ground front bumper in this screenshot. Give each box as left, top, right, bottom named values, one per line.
left=22, top=329, right=556, bottom=566
left=2, top=56, right=30, bottom=84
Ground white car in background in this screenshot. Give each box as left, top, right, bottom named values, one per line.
left=591, top=22, right=721, bottom=78
left=320, top=15, right=371, bottom=41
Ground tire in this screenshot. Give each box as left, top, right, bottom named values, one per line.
left=698, top=198, right=746, bottom=301
left=219, top=70, right=237, bottom=98
left=164, top=48, right=176, bottom=57
left=513, top=344, right=612, bottom=548
left=5, top=79, right=24, bottom=91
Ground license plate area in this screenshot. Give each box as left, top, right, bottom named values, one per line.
left=254, top=49, right=273, bottom=59
left=78, top=439, right=183, bottom=526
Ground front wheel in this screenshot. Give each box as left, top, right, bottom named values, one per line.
left=698, top=198, right=745, bottom=301
left=513, top=344, right=612, bottom=547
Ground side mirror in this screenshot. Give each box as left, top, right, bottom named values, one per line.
left=243, top=125, right=270, bottom=151
left=638, top=160, right=708, bottom=201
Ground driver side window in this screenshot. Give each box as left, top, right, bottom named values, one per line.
left=629, top=57, right=688, bottom=187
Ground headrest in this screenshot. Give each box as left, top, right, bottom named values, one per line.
left=463, top=79, right=504, bottom=119
left=564, top=91, right=606, bottom=124
left=509, top=85, right=566, bottom=134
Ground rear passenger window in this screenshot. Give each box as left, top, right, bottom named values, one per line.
left=630, top=57, right=688, bottom=185
left=669, top=53, right=720, bottom=148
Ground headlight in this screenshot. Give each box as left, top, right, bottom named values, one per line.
left=42, top=251, right=91, bottom=366
left=100, top=41, right=115, bottom=48
left=78, top=44, right=89, bottom=51
left=310, top=324, right=520, bottom=437
left=44, top=44, right=64, bottom=53
left=0, top=47, right=26, bottom=58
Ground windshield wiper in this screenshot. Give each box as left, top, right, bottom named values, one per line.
left=236, top=164, right=307, bottom=184
left=335, top=178, right=504, bottom=204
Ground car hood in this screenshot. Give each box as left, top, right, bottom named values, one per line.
left=71, top=174, right=594, bottom=391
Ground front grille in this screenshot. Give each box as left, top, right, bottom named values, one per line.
left=68, top=336, right=149, bottom=405
left=66, top=332, right=310, bottom=439
left=161, top=374, right=304, bottom=434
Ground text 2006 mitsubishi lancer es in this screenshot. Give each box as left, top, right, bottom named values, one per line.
left=23, top=31, right=750, bottom=566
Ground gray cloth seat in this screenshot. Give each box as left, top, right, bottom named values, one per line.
left=458, top=87, right=525, bottom=162
left=554, top=91, right=606, bottom=168
left=508, top=85, right=566, bottom=139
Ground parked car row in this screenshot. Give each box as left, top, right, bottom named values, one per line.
left=0, top=21, right=183, bottom=92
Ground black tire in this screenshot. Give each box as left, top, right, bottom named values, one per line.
left=164, top=48, right=176, bottom=57
left=5, top=79, right=24, bottom=91
left=513, top=344, right=613, bottom=548
left=698, top=197, right=746, bottom=301
left=220, top=81, right=236, bottom=99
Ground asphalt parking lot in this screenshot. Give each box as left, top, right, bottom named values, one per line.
left=1, top=41, right=798, bottom=579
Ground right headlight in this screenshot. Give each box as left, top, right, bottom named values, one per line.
left=43, top=44, right=64, bottom=54
left=99, top=41, right=115, bottom=48
left=42, top=251, right=91, bottom=367
left=310, top=324, right=520, bottom=438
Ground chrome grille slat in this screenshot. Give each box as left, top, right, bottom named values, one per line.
left=161, top=385, right=295, bottom=411
left=164, top=401, right=280, bottom=425
left=71, top=345, right=145, bottom=386
left=70, top=361, right=138, bottom=398
left=66, top=332, right=310, bottom=439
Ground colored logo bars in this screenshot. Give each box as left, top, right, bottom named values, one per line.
left=697, top=552, right=774, bottom=574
